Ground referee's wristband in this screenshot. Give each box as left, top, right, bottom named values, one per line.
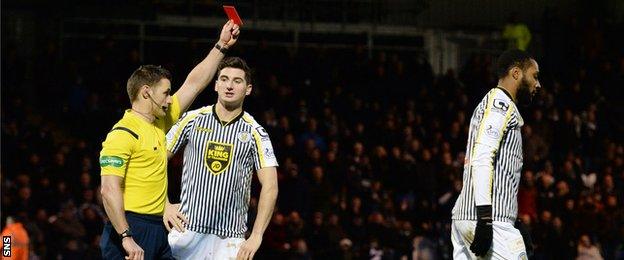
left=119, top=228, right=133, bottom=239
left=215, top=42, right=228, bottom=55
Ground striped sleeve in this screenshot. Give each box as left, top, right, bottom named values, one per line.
left=166, top=108, right=204, bottom=155
left=471, top=90, right=514, bottom=206
left=251, top=125, right=279, bottom=170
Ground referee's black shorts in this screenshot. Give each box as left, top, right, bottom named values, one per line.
left=100, top=211, right=173, bottom=259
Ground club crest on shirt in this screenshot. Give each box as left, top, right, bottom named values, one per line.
left=237, top=132, right=251, bottom=143
left=204, top=141, right=233, bottom=175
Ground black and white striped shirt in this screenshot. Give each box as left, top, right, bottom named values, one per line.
left=166, top=105, right=278, bottom=238
left=452, top=87, right=524, bottom=223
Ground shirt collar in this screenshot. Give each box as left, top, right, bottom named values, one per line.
left=496, top=85, right=515, bottom=103
left=212, top=104, right=244, bottom=127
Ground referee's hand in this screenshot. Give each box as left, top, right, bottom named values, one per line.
left=470, top=205, right=493, bottom=257
left=164, top=203, right=188, bottom=232
left=122, top=237, right=144, bottom=260
left=219, top=20, right=240, bottom=48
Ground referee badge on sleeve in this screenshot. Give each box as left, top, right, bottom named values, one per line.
left=204, top=141, right=233, bottom=175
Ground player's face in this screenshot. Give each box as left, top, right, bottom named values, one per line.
left=215, top=67, right=251, bottom=107
left=517, top=59, right=541, bottom=105
left=148, top=78, right=173, bottom=117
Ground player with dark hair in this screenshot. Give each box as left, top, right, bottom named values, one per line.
left=166, top=56, right=278, bottom=260
left=98, top=20, right=240, bottom=260
left=451, top=49, right=540, bottom=259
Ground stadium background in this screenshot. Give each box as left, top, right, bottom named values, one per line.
left=2, top=0, right=624, bottom=259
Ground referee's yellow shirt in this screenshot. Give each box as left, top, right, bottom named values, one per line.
left=99, top=95, right=181, bottom=216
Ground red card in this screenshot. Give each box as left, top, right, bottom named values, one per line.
left=223, top=5, right=243, bottom=26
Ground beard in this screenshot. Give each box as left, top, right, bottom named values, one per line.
left=516, top=77, right=534, bottom=107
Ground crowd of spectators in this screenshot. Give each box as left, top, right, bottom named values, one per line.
left=2, top=11, right=623, bottom=260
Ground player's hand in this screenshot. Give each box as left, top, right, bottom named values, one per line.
left=219, top=20, right=240, bottom=48
left=237, top=234, right=262, bottom=260
left=163, top=203, right=188, bottom=232
left=122, top=237, right=144, bottom=260
left=470, top=205, right=493, bottom=257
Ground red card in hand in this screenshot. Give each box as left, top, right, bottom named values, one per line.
left=223, top=5, right=243, bottom=26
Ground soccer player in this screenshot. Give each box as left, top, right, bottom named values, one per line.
left=98, top=20, right=240, bottom=260
left=166, top=57, right=278, bottom=260
left=451, top=49, right=541, bottom=259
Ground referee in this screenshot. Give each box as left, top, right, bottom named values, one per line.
left=98, top=21, right=240, bottom=260
left=166, top=57, right=278, bottom=260
left=451, top=49, right=541, bottom=259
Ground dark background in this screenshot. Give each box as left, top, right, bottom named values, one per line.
left=2, top=0, right=624, bottom=259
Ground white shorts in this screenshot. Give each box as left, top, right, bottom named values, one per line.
left=451, top=220, right=527, bottom=260
left=168, top=229, right=245, bottom=260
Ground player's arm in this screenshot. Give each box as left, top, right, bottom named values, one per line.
left=174, top=20, right=240, bottom=113
left=469, top=93, right=514, bottom=256
left=99, top=130, right=144, bottom=260
left=163, top=110, right=202, bottom=231
left=166, top=109, right=200, bottom=158
left=238, top=125, right=279, bottom=260
left=252, top=167, right=278, bottom=236
left=471, top=94, right=513, bottom=207
left=238, top=166, right=278, bottom=260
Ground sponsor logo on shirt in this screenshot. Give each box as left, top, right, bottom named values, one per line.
left=100, top=156, right=124, bottom=167
left=492, top=99, right=509, bottom=114
left=195, top=126, right=213, bottom=133
left=205, top=141, right=233, bottom=175
left=255, top=126, right=270, bottom=141
left=264, top=148, right=275, bottom=159
left=485, top=125, right=500, bottom=139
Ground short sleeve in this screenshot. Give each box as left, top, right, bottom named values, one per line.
left=99, top=129, right=137, bottom=177
left=159, top=94, right=181, bottom=132
left=251, top=125, right=279, bottom=170
left=166, top=110, right=199, bottom=154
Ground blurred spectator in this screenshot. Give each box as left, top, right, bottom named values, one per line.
left=263, top=213, right=289, bottom=258
left=502, top=12, right=532, bottom=51
left=51, top=202, right=87, bottom=258
left=1, top=12, right=623, bottom=259
left=576, top=234, right=604, bottom=260
left=411, top=235, right=436, bottom=260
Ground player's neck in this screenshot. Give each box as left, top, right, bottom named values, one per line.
left=215, top=101, right=243, bottom=122
left=131, top=102, right=156, bottom=123
left=497, top=79, right=517, bottom=103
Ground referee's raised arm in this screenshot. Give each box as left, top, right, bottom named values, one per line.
left=174, top=20, right=240, bottom=113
